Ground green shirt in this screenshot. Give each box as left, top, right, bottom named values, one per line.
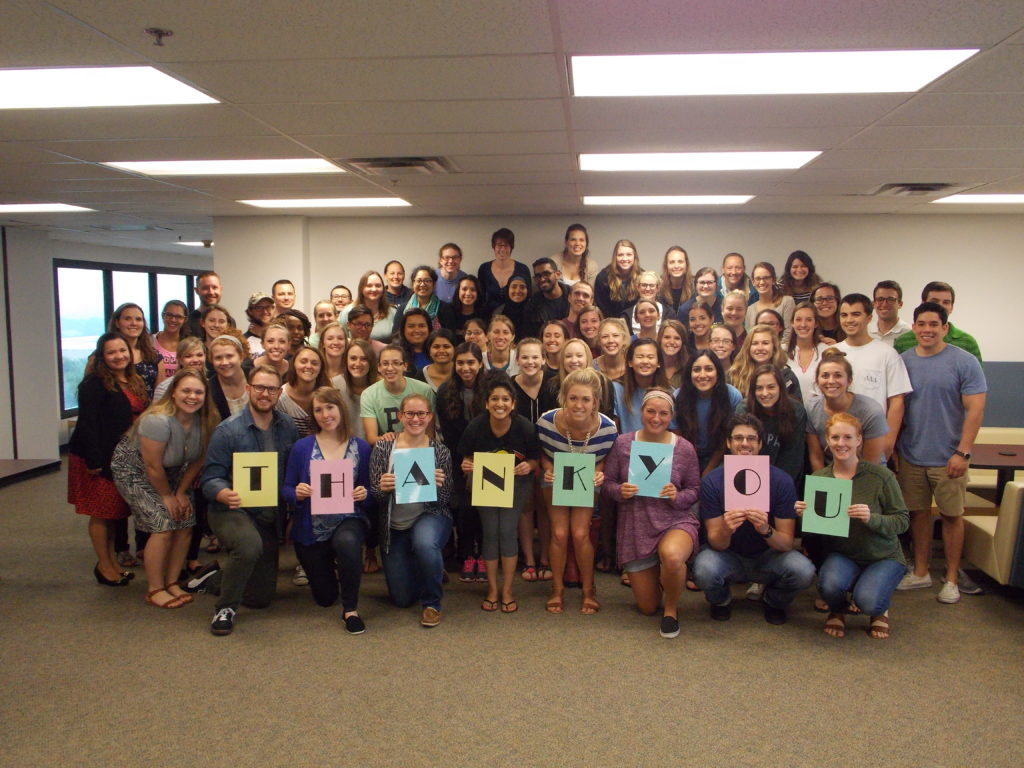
left=893, top=321, right=982, bottom=362
left=811, top=461, right=909, bottom=565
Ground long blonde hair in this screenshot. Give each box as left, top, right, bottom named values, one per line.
left=728, top=324, right=787, bottom=395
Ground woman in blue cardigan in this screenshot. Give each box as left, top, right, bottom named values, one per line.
left=283, top=386, right=372, bottom=635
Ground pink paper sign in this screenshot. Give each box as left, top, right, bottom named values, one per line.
left=724, top=455, right=770, bottom=513
left=310, top=459, right=354, bottom=515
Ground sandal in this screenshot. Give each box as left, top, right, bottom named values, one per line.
left=145, top=587, right=184, bottom=609
left=545, top=589, right=564, bottom=614
left=868, top=612, right=890, bottom=640
left=521, top=565, right=538, bottom=582
left=620, top=572, right=631, bottom=587
left=595, top=553, right=613, bottom=573
left=165, top=581, right=194, bottom=604
left=481, top=598, right=499, bottom=612
left=581, top=589, right=600, bottom=615
left=501, top=599, right=518, bottom=613
left=816, top=594, right=862, bottom=614
left=823, top=612, right=846, bottom=638
left=536, top=564, right=553, bottom=581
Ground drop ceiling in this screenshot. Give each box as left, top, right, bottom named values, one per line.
left=2, top=0, right=1024, bottom=252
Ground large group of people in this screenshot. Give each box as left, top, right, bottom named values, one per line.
left=66, top=225, right=989, bottom=641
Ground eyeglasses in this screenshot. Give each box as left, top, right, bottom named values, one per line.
left=752, top=276, right=774, bottom=283
left=162, top=312, right=187, bottom=321
left=379, top=360, right=405, bottom=368
left=533, top=270, right=555, bottom=280
left=696, top=279, right=716, bottom=287
left=873, top=296, right=899, bottom=304
left=250, top=384, right=281, bottom=395
left=639, top=282, right=659, bottom=289
left=413, top=278, right=434, bottom=286
left=401, top=410, right=430, bottom=419
left=730, top=434, right=760, bottom=443
left=814, top=296, right=837, bottom=304
left=439, top=255, right=461, bottom=263
left=349, top=320, right=372, bottom=329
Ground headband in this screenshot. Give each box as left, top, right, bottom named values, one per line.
left=211, top=334, right=244, bottom=352
left=642, top=389, right=675, bottom=410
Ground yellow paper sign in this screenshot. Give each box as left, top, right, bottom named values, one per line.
left=233, top=452, right=278, bottom=507
left=471, top=452, right=516, bottom=508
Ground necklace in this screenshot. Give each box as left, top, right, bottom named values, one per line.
left=559, top=412, right=593, bottom=453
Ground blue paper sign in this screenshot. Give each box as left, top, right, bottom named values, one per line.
left=393, top=448, right=437, bottom=504
left=628, top=440, right=674, bottom=498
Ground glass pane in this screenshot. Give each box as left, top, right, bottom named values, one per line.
left=57, top=267, right=106, bottom=410
left=112, top=270, right=151, bottom=326
left=156, top=273, right=190, bottom=329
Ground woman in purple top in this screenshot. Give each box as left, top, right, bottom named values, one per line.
left=603, top=388, right=700, bottom=638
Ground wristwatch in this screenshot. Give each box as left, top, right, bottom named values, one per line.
left=953, top=449, right=972, bottom=460
left=759, top=525, right=774, bottom=538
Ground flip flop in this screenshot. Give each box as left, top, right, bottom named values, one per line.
left=521, top=566, right=538, bottom=582
left=480, top=598, right=499, bottom=612
left=501, top=599, right=518, bottom=613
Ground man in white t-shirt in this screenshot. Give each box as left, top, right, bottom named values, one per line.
left=868, top=280, right=911, bottom=346
left=834, top=293, right=912, bottom=458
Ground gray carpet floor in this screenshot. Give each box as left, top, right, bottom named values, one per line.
left=2, top=460, right=1023, bottom=767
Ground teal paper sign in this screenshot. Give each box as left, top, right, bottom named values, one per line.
left=628, top=440, right=673, bottom=498
left=801, top=475, right=852, bottom=538
left=552, top=452, right=596, bottom=507
left=393, top=448, right=437, bottom=504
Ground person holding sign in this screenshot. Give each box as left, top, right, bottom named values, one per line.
left=284, top=387, right=371, bottom=635
left=692, top=415, right=815, bottom=625
left=458, top=371, right=541, bottom=614
left=369, top=394, right=453, bottom=628
left=537, top=369, right=617, bottom=615
left=199, top=365, right=298, bottom=636
left=796, top=413, right=909, bottom=640
left=602, top=389, right=700, bottom=639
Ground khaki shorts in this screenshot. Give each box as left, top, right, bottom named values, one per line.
left=897, top=456, right=968, bottom=517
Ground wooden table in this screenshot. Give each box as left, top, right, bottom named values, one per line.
left=971, top=444, right=1024, bottom=505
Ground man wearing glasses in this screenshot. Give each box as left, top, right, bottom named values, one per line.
left=868, top=280, right=911, bottom=347
left=434, top=243, right=467, bottom=304
left=199, top=365, right=299, bottom=636
left=522, top=257, right=570, bottom=338
left=243, top=292, right=275, bottom=358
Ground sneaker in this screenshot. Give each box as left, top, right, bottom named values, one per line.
left=292, top=565, right=309, bottom=587
left=745, top=582, right=765, bottom=601
left=459, top=557, right=475, bottom=583
left=210, top=607, right=236, bottom=636
left=421, top=606, right=442, bottom=628
left=709, top=602, right=731, bottom=622
left=343, top=613, right=366, bottom=635
left=475, top=557, right=488, bottom=583
left=896, top=571, right=932, bottom=591
left=957, top=569, right=984, bottom=596
left=763, top=603, right=787, bottom=625
left=185, top=561, right=221, bottom=593
left=659, top=615, right=680, bottom=639
left=937, top=581, right=961, bottom=604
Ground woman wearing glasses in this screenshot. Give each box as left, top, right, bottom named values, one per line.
left=359, top=345, right=435, bottom=445
left=153, top=300, right=190, bottom=379
left=392, top=266, right=457, bottom=334
left=678, top=267, right=723, bottom=325
left=746, top=262, right=795, bottom=331
left=811, top=282, right=845, bottom=344
left=341, top=271, right=397, bottom=344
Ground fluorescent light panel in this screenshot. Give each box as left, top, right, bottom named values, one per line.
left=104, top=159, right=342, bottom=176
left=584, top=195, right=752, bottom=206
left=239, top=198, right=411, bottom=208
left=0, top=203, right=94, bottom=213
left=176, top=241, right=214, bottom=247
left=580, top=151, right=820, bottom=171
left=0, top=66, right=216, bottom=108
left=932, top=194, right=1024, bottom=204
left=571, top=50, right=978, bottom=96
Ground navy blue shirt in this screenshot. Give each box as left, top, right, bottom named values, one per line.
left=699, top=463, right=797, bottom=558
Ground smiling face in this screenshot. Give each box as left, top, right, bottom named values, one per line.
left=486, top=386, right=515, bottom=422
left=438, top=246, right=462, bottom=278
left=515, top=342, right=543, bottom=377
left=635, top=301, right=658, bottom=329
left=533, top=264, right=560, bottom=295
left=116, top=307, right=145, bottom=341
left=542, top=323, right=567, bottom=357
left=709, top=327, right=734, bottom=362
left=488, top=321, right=513, bottom=352
left=827, top=421, right=862, bottom=462
left=398, top=395, right=432, bottom=436
left=411, top=270, right=435, bottom=300
left=629, top=342, right=659, bottom=380
left=429, top=335, right=454, bottom=364
left=688, top=307, right=711, bottom=337
left=161, top=304, right=187, bottom=334
left=247, top=371, right=282, bottom=414
left=196, top=274, right=222, bottom=306
left=813, top=287, right=838, bottom=318
left=102, top=338, right=131, bottom=373
left=378, top=349, right=407, bottom=384
left=262, top=327, right=289, bottom=362
left=384, top=262, right=405, bottom=290
left=211, top=343, right=242, bottom=378
left=292, top=348, right=322, bottom=383
left=564, top=384, right=596, bottom=422
left=752, top=266, right=775, bottom=299
left=283, top=316, right=305, bottom=349
left=723, top=256, right=745, bottom=289
left=598, top=323, right=625, bottom=357
left=748, top=331, right=775, bottom=363
left=569, top=283, right=593, bottom=313
left=789, top=257, right=809, bottom=282
left=754, top=372, right=781, bottom=410
left=839, top=300, right=871, bottom=339
left=321, top=326, right=347, bottom=360
left=248, top=301, right=274, bottom=328
left=454, top=351, right=481, bottom=385
left=507, top=279, right=528, bottom=303
left=566, top=228, right=587, bottom=257
left=561, top=340, right=589, bottom=373
left=792, top=307, right=816, bottom=339
left=492, top=238, right=513, bottom=261
left=403, top=315, right=430, bottom=348
left=362, top=274, right=385, bottom=304
left=347, top=312, right=372, bottom=340
left=873, top=287, right=902, bottom=322
left=464, top=321, right=487, bottom=348
left=695, top=272, right=717, bottom=299
left=312, top=397, right=342, bottom=434
left=638, top=276, right=659, bottom=301
left=457, top=279, right=478, bottom=307
left=816, top=361, right=850, bottom=398
left=273, top=282, right=295, bottom=311
left=727, top=424, right=761, bottom=456
left=641, top=396, right=673, bottom=435
left=614, top=244, right=636, bottom=273
left=201, top=309, right=229, bottom=342
left=721, top=295, right=746, bottom=327
left=178, top=345, right=207, bottom=371
left=314, top=303, right=337, bottom=331
left=660, top=326, right=683, bottom=358
left=171, top=375, right=206, bottom=414
left=344, top=345, right=370, bottom=383
left=913, top=311, right=948, bottom=352
left=330, top=286, right=352, bottom=310
left=578, top=310, right=601, bottom=340
left=665, top=248, right=687, bottom=278
left=690, top=355, right=718, bottom=394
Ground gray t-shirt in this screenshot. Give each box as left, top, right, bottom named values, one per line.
left=137, top=412, right=203, bottom=467
left=805, top=393, right=889, bottom=458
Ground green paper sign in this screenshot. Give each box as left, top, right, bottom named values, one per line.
left=552, top=452, right=596, bottom=507
left=801, top=475, right=852, bottom=538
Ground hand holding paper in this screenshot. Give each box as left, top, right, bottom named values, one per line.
left=801, top=475, right=852, bottom=538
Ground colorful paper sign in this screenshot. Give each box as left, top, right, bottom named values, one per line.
left=724, top=455, right=770, bottom=512
left=552, top=452, right=596, bottom=507
left=393, top=448, right=437, bottom=504
left=801, top=475, right=852, bottom=538
left=471, top=452, right=516, bottom=508
left=310, top=459, right=354, bottom=516
left=628, top=440, right=674, bottom=498
left=233, top=451, right=278, bottom=507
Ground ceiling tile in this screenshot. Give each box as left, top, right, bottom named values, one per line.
left=879, top=92, right=1024, bottom=125
left=838, top=125, right=1024, bottom=150
left=304, top=131, right=570, bottom=158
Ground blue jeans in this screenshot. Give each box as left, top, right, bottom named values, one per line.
left=817, top=553, right=906, bottom=615
left=381, top=513, right=452, bottom=611
left=692, top=547, right=815, bottom=609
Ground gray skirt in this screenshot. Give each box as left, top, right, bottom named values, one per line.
left=111, top=436, right=195, bottom=534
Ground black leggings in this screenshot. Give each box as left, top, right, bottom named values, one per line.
left=294, top=517, right=368, bottom=613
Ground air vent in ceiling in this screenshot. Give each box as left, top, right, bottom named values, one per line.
left=871, top=182, right=960, bottom=197
left=343, top=156, right=458, bottom=176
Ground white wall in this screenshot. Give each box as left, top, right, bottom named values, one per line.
left=0, top=233, right=13, bottom=459
left=214, top=213, right=1024, bottom=362
left=0, top=228, right=213, bottom=458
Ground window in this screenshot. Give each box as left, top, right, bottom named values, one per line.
left=54, top=260, right=201, bottom=415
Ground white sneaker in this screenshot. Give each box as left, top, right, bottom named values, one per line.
left=292, top=565, right=309, bottom=586
left=745, top=582, right=765, bottom=601
left=937, top=581, right=961, bottom=604
left=896, top=571, right=932, bottom=591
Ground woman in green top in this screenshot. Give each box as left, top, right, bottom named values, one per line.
left=796, top=412, right=909, bottom=640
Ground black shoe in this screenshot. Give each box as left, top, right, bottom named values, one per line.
left=344, top=614, right=366, bottom=635
left=957, top=569, right=984, bottom=596
left=763, top=603, right=787, bottom=625
left=185, top=561, right=221, bottom=593
left=210, top=607, right=236, bottom=636
left=659, top=615, right=680, bottom=638
left=709, top=602, right=731, bottom=621
left=94, top=564, right=129, bottom=587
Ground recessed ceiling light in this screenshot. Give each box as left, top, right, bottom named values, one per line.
left=583, top=195, right=753, bottom=206
left=0, top=66, right=217, bottom=108
left=238, top=198, right=411, bottom=208
left=571, top=50, right=978, bottom=96
left=580, top=151, right=820, bottom=171
left=104, top=159, right=342, bottom=176
left=176, top=241, right=214, bottom=247
left=0, top=203, right=94, bottom=213
left=932, top=194, right=1024, bottom=204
